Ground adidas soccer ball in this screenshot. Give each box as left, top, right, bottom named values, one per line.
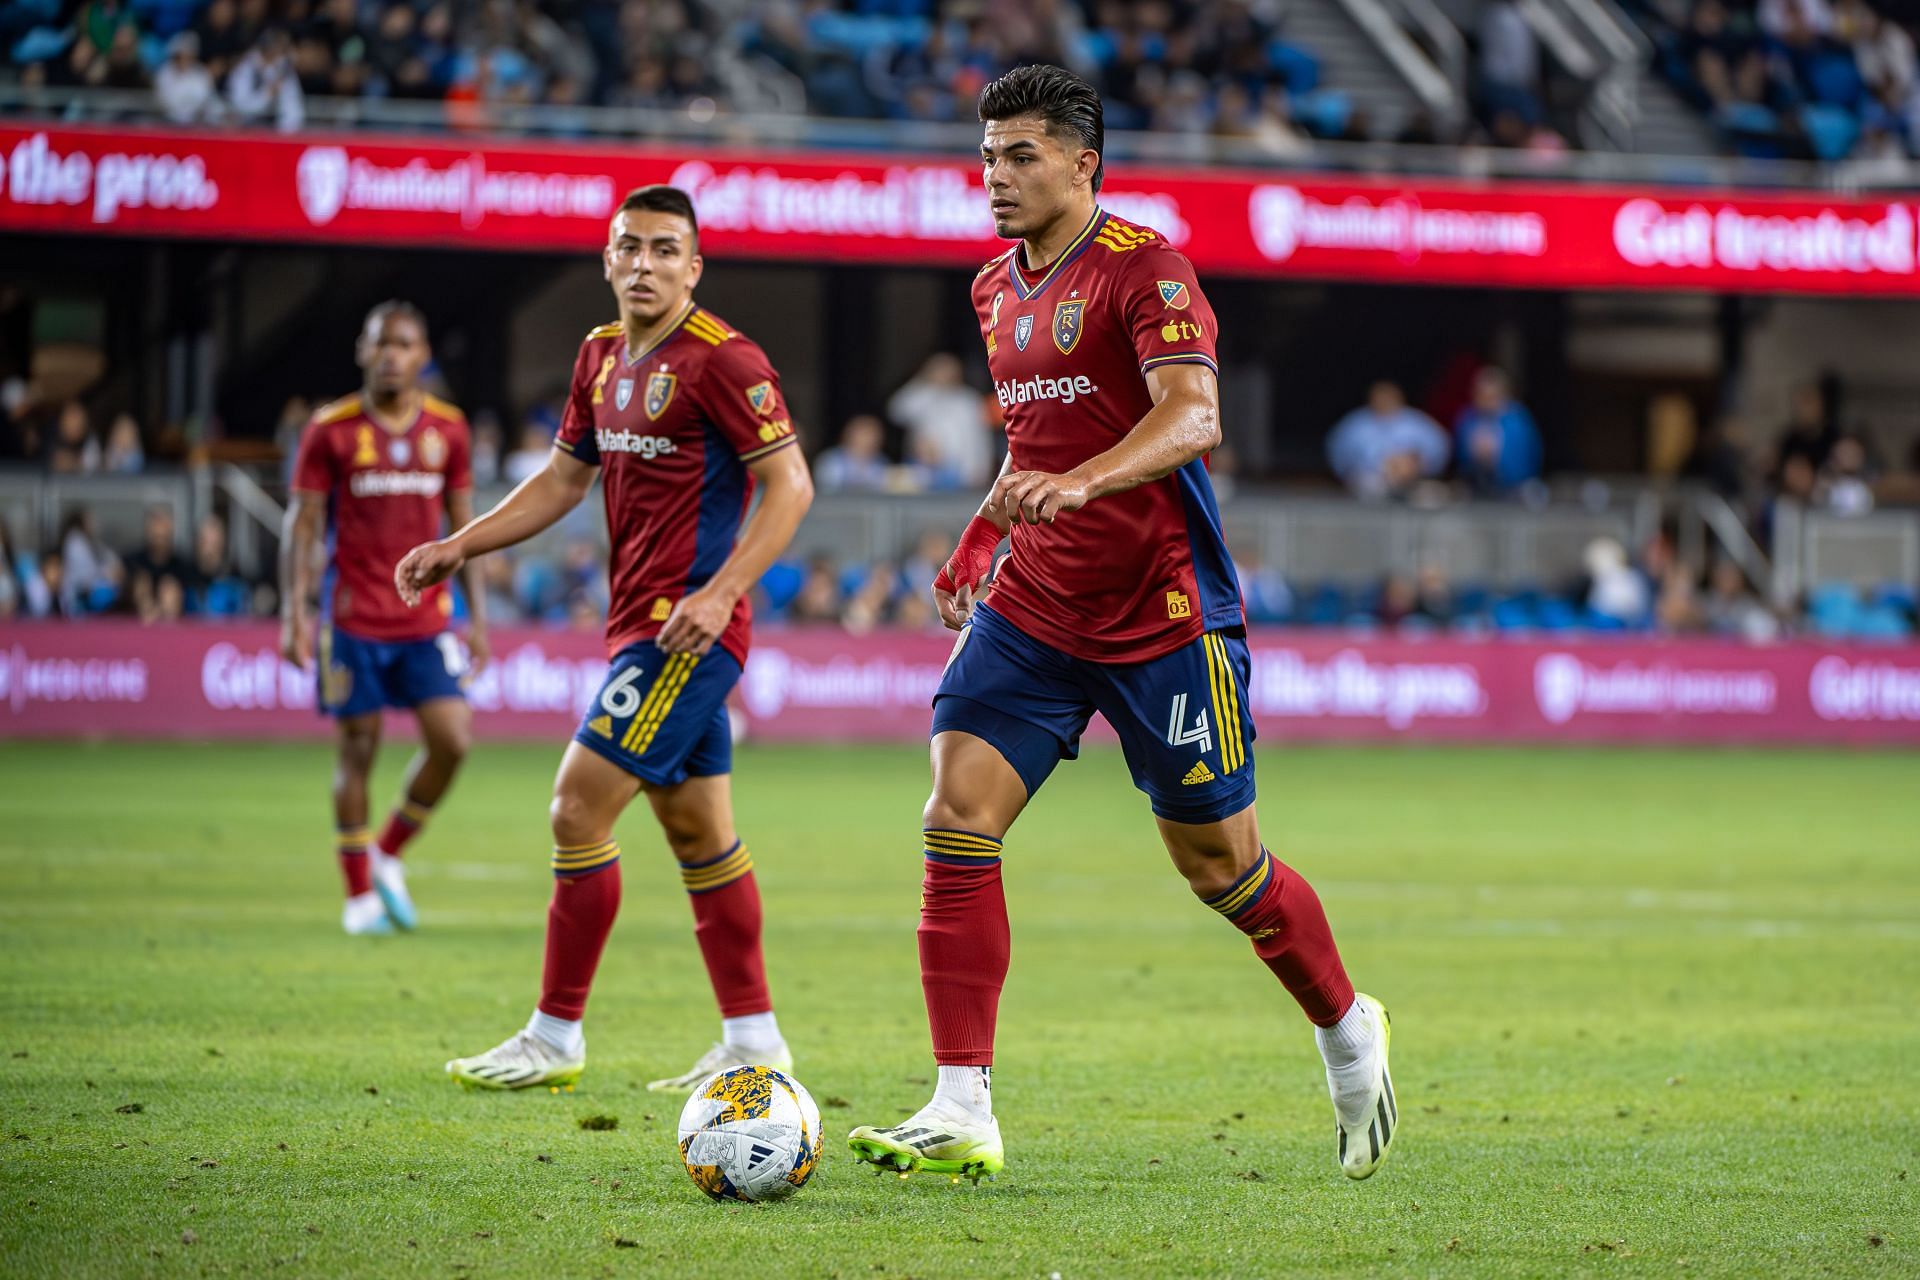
left=676, top=1065, right=823, bottom=1202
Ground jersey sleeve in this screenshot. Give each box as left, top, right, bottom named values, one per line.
left=291, top=420, right=336, bottom=495
left=445, top=415, right=473, bottom=490
left=696, top=339, right=799, bottom=463
left=1122, top=248, right=1219, bottom=379
left=555, top=340, right=604, bottom=467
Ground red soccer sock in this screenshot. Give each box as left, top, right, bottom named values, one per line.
left=1202, top=848, right=1355, bottom=1027
left=919, top=829, right=1009, bottom=1067
left=538, top=841, right=623, bottom=1021
left=375, top=797, right=433, bottom=858
left=679, top=842, right=771, bottom=1018
left=337, top=826, right=371, bottom=898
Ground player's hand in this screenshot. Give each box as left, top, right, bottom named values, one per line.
left=465, top=628, right=491, bottom=679
left=657, top=586, right=732, bottom=657
left=394, top=539, right=465, bottom=607
left=992, top=469, right=1091, bottom=526
left=279, top=610, right=312, bottom=671
left=934, top=581, right=979, bottom=631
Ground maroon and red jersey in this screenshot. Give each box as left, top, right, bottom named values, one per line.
left=970, top=208, right=1242, bottom=663
left=555, top=303, right=797, bottom=665
left=292, top=392, right=471, bottom=642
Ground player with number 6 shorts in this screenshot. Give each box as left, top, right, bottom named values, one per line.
left=281, top=301, right=490, bottom=938
left=846, top=66, right=1397, bottom=1184
left=397, top=185, right=814, bottom=1093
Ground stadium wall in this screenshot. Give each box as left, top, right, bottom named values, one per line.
left=4, top=622, right=1918, bottom=746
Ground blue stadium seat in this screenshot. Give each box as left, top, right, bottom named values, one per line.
left=1800, top=104, right=1861, bottom=161
left=1304, top=582, right=1348, bottom=627
left=759, top=561, right=804, bottom=613
left=1293, top=90, right=1350, bottom=138
left=1535, top=597, right=1580, bottom=631
left=1805, top=50, right=1865, bottom=109
left=1491, top=595, right=1535, bottom=631
left=1267, top=40, right=1319, bottom=93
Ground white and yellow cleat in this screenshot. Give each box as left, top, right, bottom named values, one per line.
left=342, top=891, right=393, bottom=936
left=847, top=1105, right=1005, bottom=1184
left=446, top=1031, right=584, bottom=1091
left=1327, top=992, right=1397, bottom=1180
left=645, top=1041, right=793, bottom=1094
left=369, top=851, right=417, bottom=931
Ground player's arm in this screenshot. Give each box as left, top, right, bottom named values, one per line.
left=994, top=362, right=1219, bottom=525
left=395, top=448, right=596, bottom=607
left=931, top=452, right=1015, bottom=631
left=656, top=444, right=814, bottom=657
left=444, top=485, right=490, bottom=677
left=278, top=492, right=326, bottom=669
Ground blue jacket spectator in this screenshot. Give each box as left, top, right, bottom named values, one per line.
left=1454, top=367, right=1542, bottom=494
left=815, top=414, right=893, bottom=493
left=1326, top=381, right=1449, bottom=499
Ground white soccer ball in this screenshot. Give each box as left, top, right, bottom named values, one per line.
left=676, top=1064, right=823, bottom=1202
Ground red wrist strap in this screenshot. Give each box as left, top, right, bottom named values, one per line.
left=933, top=515, right=1002, bottom=594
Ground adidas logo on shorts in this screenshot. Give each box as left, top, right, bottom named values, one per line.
left=1182, top=760, right=1215, bottom=785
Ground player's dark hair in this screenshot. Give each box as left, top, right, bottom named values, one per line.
left=978, top=64, right=1105, bottom=194
left=364, top=299, right=428, bottom=341
left=618, top=184, right=700, bottom=245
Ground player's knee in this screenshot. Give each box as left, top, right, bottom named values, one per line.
left=548, top=789, right=605, bottom=849
left=336, top=723, right=379, bottom=773
left=1180, top=857, right=1244, bottom=900
left=922, top=792, right=999, bottom=838
left=429, top=724, right=470, bottom=766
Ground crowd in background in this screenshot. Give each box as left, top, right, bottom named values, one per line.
left=6, top=0, right=1919, bottom=158
left=5, top=346, right=1917, bottom=638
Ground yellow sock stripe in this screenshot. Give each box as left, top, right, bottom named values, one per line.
left=923, top=833, right=1004, bottom=856
left=552, top=838, right=619, bottom=860
left=551, top=840, right=620, bottom=872
left=336, top=828, right=370, bottom=848
left=680, top=846, right=754, bottom=892
left=1208, top=854, right=1272, bottom=917
left=629, top=653, right=698, bottom=756
left=620, top=653, right=694, bottom=752
left=399, top=799, right=432, bottom=824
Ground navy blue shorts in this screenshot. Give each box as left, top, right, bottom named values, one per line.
left=319, top=626, right=467, bottom=718
left=931, top=603, right=1257, bottom=825
left=572, top=643, right=739, bottom=786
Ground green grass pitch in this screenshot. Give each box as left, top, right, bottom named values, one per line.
left=2, top=740, right=1916, bottom=1278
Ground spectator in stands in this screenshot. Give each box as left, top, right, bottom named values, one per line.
left=1453, top=367, right=1542, bottom=495
left=2, top=378, right=36, bottom=460
left=789, top=553, right=844, bottom=623
left=1759, top=0, right=1834, bottom=41
left=228, top=27, right=305, bottom=132
left=193, top=0, right=247, bottom=83
left=1704, top=557, right=1780, bottom=641
left=1817, top=432, right=1876, bottom=514
left=34, top=549, right=68, bottom=618
left=156, top=31, right=220, bottom=123
left=47, top=401, right=100, bottom=474
left=125, top=505, right=198, bottom=623
left=841, top=558, right=900, bottom=634
left=99, top=23, right=149, bottom=89
left=190, top=514, right=256, bottom=617
left=1325, top=380, right=1450, bottom=500
left=1774, top=380, right=1837, bottom=474
left=478, top=550, right=523, bottom=623
left=1583, top=536, right=1649, bottom=627
left=1232, top=542, right=1293, bottom=624
left=1654, top=561, right=1706, bottom=633
left=815, top=413, right=893, bottom=493
left=1675, top=0, right=1772, bottom=117
left=103, top=412, right=145, bottom=473
left=1478, top=0, right=1542, bottom=122
left=469, top=410, right=503, bottom=485
left=1689, top=411, right=1757, bottom=504
left=0, top=520, right=20, bottom=619
left=503, top=418, right=553, bottom=484
left=888, top=352, right=994, bottom=489
left=58, top=509, right=120, bottom=614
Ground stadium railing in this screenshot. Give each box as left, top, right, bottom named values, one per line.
left=4, top=85, right=1918, bottom=192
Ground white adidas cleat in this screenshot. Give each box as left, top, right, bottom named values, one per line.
left=369, top=850, right=417, bottom=931
left=1326, top=992, right=1398, bottom=1180
left=342, top=891, right=393, bottom=936
left=446, top=1031, right=584, bottom=1091
left=847, top=1102, right=1005, bottom=1183
left=646, top=1041, right=793, bottom=1093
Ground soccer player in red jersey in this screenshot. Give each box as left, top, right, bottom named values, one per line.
left=281, top=301, right=487, bottom=937
left=848, top=66, right=1397, bottom=1182
left=397, top=185, right=814, bottom=1092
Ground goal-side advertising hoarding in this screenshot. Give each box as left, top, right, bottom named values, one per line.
left=4, top=124, right=1920, bottom=295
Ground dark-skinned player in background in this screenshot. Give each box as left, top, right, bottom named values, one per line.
left=847, top=66, right=1398, bottom=1184
left=397, top=185, right=816, bottom=1093
left=281, top=301, right=488, bottom=937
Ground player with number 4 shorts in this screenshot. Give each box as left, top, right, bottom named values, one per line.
left=282, top=302, right=489, bottom=938
left=846, top=66, right=1396, bottom=1184
left=397, top=185, right=814, bottom=1094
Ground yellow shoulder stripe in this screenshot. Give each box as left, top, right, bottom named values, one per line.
left=312, top=394, right=363, bottom=426
left=975, top=247, right=1017, bottom=278
left=588, top=321, right=623, bottom=339
left=685, top=313, right=733, bottom=345
left=423, top=394, right=465, bottom=423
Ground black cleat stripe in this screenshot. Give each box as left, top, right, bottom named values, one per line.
left=1382, top=1072, right=1397, bottom=1121
left=1338, top=1126, right=1348, bottom=1162
left=1367, top=1121, right=1380, bottom=1163
left=1377, top=1097, right=1392, bottom=1146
